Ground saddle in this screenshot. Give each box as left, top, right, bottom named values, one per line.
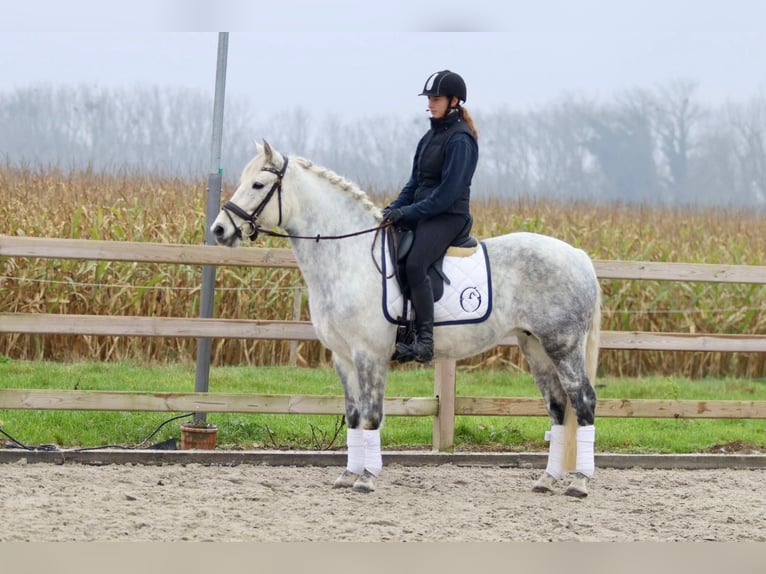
left=386, top=215, right=478, bottom=302
left=386, top=217, right=478, bottom=351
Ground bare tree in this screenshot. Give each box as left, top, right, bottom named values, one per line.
left=477, top=109, right=535, bottom=198
left=580, top=93, right=659, bottom=202
left=652, top=80, right=705, bottom=201
left=725, top=96, right=766, bottom=205
left=1, top=83, right=764, bottom=209
left=529, top=99, right=601, bottom=200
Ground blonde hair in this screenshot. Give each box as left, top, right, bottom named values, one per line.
left=460, top=107, right=479, bottom=140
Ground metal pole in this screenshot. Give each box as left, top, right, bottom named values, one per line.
left=194, top=32, right=229, bottom=424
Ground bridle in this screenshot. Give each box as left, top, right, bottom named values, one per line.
left=220, top=152, right=391, bottom=245
left=220, top=154, right=289, bottom=242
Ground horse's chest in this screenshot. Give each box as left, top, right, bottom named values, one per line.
left=310, top=314, right=355, bottom=353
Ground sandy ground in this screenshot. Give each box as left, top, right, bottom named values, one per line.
left=1, top=461, right=764, bottom=542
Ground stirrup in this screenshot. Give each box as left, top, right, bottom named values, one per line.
left=391, top=346, right=416, bottom=363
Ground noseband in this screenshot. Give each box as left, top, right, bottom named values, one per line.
left=221, top=154, right=289, bottom=241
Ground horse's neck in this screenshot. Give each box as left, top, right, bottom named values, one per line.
left=285, top=168, right=377, bottom=277
left=283, top=167, right=373, bottom=233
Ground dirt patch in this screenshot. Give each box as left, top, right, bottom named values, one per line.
left=1, top=461, right=764, bottom=541
left=705, top=441, right=766, bottom=454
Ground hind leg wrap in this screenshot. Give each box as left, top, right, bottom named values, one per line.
left=575, top=425, right=595, bottom=477
left=544, top=425, right=566, bottom=480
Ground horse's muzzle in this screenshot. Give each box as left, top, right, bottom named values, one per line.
left=211, top=222, right=240, bottom=247
left=212, top=223, right=226, bottom=240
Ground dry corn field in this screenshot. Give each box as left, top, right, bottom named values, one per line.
left=1, top=166, right=765, bottom=377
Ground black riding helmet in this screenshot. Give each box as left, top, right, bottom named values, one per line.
left=419, top=70, right=467, bottom=104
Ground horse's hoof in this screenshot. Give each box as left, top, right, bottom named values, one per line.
left=531, top=472, right=557, bottom=494
left=333, top=470, right=359, bottom=489
left=352, top=469, right=376, bottom=493
left=563, top=473, right=589, bottom=498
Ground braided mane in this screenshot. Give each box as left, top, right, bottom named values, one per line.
left=293, top=156, right=381, bottom=215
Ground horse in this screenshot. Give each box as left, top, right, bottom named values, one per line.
left=211, top=141, right=601, bottom=497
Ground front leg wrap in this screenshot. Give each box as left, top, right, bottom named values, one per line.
left=345, top=428, right=382, bottom=476
left=363, top=429, right=382, bottom=476
left=346, top=428, right=365, bottom=474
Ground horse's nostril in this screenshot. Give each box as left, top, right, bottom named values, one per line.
left=213, top=224, right=224, bottom=237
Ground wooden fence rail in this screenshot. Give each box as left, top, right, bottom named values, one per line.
left=2, top=389, right=764, bottom=419
left=3, top=313, right=766, bottom=352
left=2, top=235, right=766, bottom=450
left=4, top=235, right=766, bottom=282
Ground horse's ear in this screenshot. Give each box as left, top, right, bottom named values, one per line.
left=262, top=139, right=274, bottom=163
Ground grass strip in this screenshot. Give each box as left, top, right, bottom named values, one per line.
left=1, top=360, right=764, bottom=453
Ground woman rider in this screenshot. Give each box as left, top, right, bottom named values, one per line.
left=382, top=70, right=479, bottom=363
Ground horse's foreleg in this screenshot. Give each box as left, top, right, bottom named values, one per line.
left=332, top=353, right=364, bottom=488
left=350, top=353, right=387, bottom=493
left=331, top=351, right=386, bottom=493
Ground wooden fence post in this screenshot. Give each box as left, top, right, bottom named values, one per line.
left=432, top=359, right=457, bottom=451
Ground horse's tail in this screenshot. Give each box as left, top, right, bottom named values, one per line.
left=585, top=286, right=602, bottom=384
left=563, top=282, right=602, bottom=471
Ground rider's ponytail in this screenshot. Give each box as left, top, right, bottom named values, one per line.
left=460, top=107, right=479, bottom=140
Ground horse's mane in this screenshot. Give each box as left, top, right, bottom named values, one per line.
left=293, top=156, right=381, bottom=215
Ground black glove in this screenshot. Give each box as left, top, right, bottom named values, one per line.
left=381, top=207, right=404, bottom=224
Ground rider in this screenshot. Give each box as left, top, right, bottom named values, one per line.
left=382, top=70, right=479, bottom=363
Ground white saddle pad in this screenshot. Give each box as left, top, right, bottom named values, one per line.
left=381, top=240, right=492, bottom=326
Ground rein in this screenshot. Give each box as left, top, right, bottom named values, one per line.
left=258, top=224, right=393, bottom=278
left=253, top=224, right=389, bottom=242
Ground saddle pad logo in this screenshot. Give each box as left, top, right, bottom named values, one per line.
left=460, top=287, right=482, bottom=313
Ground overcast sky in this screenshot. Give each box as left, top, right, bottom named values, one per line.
left=1, top=1, right=765, bottom=120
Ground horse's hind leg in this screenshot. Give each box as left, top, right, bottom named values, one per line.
left=553, top=355, right=596, bottom=498
left=519, top=336, right=570, bottom=494
left=520, top=334, right=597, bottom=497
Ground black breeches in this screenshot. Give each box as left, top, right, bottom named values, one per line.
left=404, top=213, right=468, bottom=286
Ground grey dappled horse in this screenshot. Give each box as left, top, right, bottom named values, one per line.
left=211, top=141, right=601, bottom=497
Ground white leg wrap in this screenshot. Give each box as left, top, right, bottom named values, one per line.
left=544, top=425, right=566, bottom=480
left=576, top=425, right=596, bottom=477
left=363, top=429, right=382, bottom=476
left=346, top=428, right=365, bottom=474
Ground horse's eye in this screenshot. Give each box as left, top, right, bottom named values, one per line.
left=252, top=181, right=265, bottom=190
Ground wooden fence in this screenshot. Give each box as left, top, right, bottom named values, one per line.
left=2, top=235, right=766, bottom=450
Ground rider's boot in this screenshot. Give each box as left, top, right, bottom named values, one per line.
left=395, top=276, right=434, bottom=363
